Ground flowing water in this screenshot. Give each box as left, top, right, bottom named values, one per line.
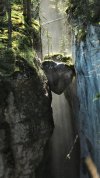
left=36, top=93, right=80, bottom=178
left=37, top=0, right=80, bottom=177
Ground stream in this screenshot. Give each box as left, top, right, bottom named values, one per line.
left=36, top=93, right=80, bottom=178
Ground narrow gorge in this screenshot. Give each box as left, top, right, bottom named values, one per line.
left=0, top=0, right=100, bottom=178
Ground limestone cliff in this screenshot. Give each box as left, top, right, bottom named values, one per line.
left=65, top=0, right=100, bottom=176
left=66, top=25, right=100, bottom=177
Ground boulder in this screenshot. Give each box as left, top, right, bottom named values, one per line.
left=0, top=59, right=54, bottom=178
left=42, top=60, right=75, bottom=95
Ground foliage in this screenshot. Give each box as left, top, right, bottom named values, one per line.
left=18, top=36, right=32, bottom=50
left=93, top=93, right=100, bottom=101
left=66, top=0, right=100, bottom=24
left=17, top=48, right=36, bottom=66
left=0, top=48, right=15, bottom=75
left=65, top=0, right=100, bottom=42
left=12, top=0, right=21, bottom=4
left=0, top=0, right=40, bottom=75
left=75, top=27, right=87, bottom=42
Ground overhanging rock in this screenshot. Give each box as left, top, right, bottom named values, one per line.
left=42, top=60, right=75, bottom=95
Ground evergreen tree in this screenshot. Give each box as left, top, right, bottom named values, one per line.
left=23, top=0, right=32, bottom=25
left=0, top=0, right=6, bottom=16
left=6, top=0, right=12, bottom=48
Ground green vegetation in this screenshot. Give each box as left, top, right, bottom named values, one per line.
left=66, top=0, right=100, bottom=24
left=44, top=53, right=73, bottom=66
left=0, top=0, right=40, bottom=75
left=0, top=48, right=15, bottom=75
left=93, top=93, right=100, bottom=101
left=65, top=0, right=100, bottom=41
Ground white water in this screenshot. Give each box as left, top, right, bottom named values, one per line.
left=52, top=92, right=73, bottom=145
left=50, top=93, right=76, bottom=178
left=36, top=92, right=79, bottom=178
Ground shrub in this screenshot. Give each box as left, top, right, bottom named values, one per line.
left=0, top=48, right=15, bottom=75
left=18, top=36, right=32, bottom=50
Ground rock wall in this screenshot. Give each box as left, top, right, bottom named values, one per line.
left=0, top=60, right=54, bottom=178
left=67, top=25, right=100, bottom=177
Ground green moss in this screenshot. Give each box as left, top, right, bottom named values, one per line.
left=66, top=0, right=100, bottom=24
left=0, top=1, right=41, bottom=76
left=18, top=36, right=32, bottom=50
left=44, top=53, right=73, bottom=66
left=93, top=93, right=100, bottom=101
left=12, top=5, right=23, bottom=26
left=76, top=28, right=87, bottom=42
left=44, top=53, right=63, bottom=60
left=17, top=48, right=36, bottom=66
left=0, top=48, right=15, bottom=75
left=32, top=19, right=40, bottom=31
left=24, top=19, right=40, bottom=49
left=66, top=0, right=100, bottom=42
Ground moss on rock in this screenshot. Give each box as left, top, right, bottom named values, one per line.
left=44, top=53, right=74, bottom=66
left=0, top=48, right=15, bottom=75
left=0, top=1, right=41, bottom=76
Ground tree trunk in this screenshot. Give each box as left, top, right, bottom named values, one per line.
left=23, top=0, right=31, bottom=25
left=26, top=0, right=31, bottom=25
left=0, top=0, right=6, bottom=16
left=0, top=0, right=6, bottom=33
left=23, top=0, right=27, bottom=22
left=6, top=0, right=12, bottom=48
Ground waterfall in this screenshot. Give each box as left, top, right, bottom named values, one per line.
left=36, top=93, right=79, bottom=178
left=52, top=92, right=73, bottom=145
left=50, top=92, right=79, bottom=178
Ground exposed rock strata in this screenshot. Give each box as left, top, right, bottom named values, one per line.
left=66, top=25, right=100, bottom=178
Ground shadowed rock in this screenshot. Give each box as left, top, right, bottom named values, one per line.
left=0, top=59, right=54, bottom=178
left=42, top=60, right=75, bottom=95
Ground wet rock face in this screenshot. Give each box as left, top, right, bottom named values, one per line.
left=68, top=25, right=100, bottom=178
left=0, top=60, right=54, bottom=178
left=42, top=60, right=75, bottom=95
